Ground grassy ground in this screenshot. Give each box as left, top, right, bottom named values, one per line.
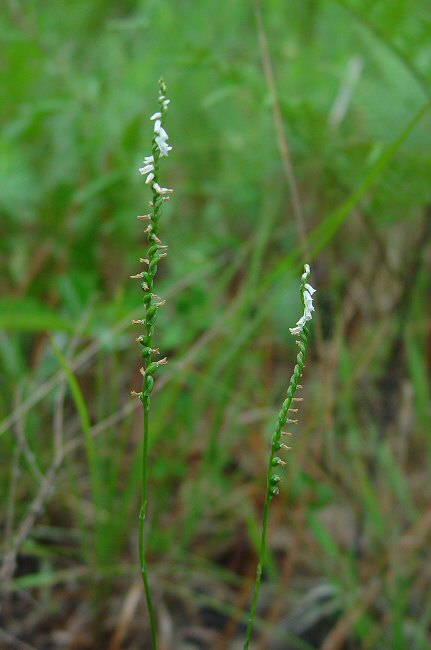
left=1, top=1, right=431, bottom=648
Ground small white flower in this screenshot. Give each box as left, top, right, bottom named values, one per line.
left=155, top=137, right=172, bottom=157
left=154, top=119, right=162, bottom=133
left=157, top=126, right=168, bottom=140
left=139, top=163, right=154, bottom=175
left=304, top=291, right=314, bottom=311
left=143, top=155, right=154, bottom=164
left=150, top=112, right=162, bottom=120
left=153, top=182, right=173, bottom=195
left=145, top=172, right=155, bottom=184
left=304, top=283, right=316, bottom=295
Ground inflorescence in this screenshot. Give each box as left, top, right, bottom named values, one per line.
left=131, top=79, right=172, bottom=402
left=267, top=264, right=316, bottom=497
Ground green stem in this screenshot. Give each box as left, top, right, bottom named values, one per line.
left=139, top=398, right=158, bottom=649
left=244, top=487, right=271, bottom=648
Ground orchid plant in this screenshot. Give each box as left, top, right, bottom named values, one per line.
left=244, top=264, right=316, bottom=649
left=131, top=78, right=172, bottom=650
left=130, top=82, right=316, bottom=650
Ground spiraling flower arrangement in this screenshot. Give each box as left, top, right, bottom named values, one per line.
left=131, top=79, right=172, bottom=650
left=289, top=264, right=316, bottom=337
left=244, top=264, right=316, bottom=649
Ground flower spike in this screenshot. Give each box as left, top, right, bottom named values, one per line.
left=244, top=265, right=316, bottom=649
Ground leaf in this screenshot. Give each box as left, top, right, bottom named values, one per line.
left=0, top=298, right=73, bottom=332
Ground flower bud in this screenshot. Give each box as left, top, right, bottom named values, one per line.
left=145, top=362, right=159, bottom=376
left=143, top=375, right=154, bottom=396
left=271, top=457, right=286, bottom=467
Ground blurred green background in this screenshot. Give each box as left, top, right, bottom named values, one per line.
left=1, top=1, right=431, bottom=648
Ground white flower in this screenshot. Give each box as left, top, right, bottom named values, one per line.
left=289, top=325, right=303, bottom=336
left=157, top=126, right=168, bottom=140
left=139, top=163, right=154, bottom=175
left=153, top=118, right=172, bottom=156
left=139, top=155, right=156, bottom=178
left=150, top=112, right=162, bottom=120
left=304, top=291, right=314, bottom=314
left=155, top=136, right=172, bottom=157
left=153, top=182, right=173, bottom=195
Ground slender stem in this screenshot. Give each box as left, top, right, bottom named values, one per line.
left=244, top=486, right=271, bottom=648
left=243, top=369, right=302, bottom=649
left=139, top=398, right=158, bottom=649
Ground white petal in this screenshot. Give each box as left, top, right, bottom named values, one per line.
left=153, top=183, right=173, bottom=195
left=156, top=137, right=172, bottom=156
left=145, top=172, right=155, bottom=184
left=143, top=155, right=154, bottom=164
left=150, top=112, right=162, bottom=120
left=154, top=119, right=161, bottom=133
left=157, top=126, right=169, bottom=140
left=304, top=283, right=316, bottom=295
left=139, top=163, right=154, bottom=175
left=304, top=294, right=313, bottom=310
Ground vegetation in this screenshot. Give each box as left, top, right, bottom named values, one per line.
left=1, top=1, right=430, bottom=648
